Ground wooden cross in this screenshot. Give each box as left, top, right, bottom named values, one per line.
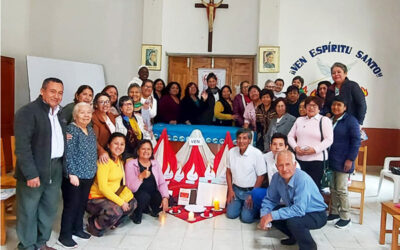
left=195, top=0, right=229, bottom=52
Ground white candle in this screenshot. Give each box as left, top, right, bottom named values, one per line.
left=188, top=211, right=195, bottom=221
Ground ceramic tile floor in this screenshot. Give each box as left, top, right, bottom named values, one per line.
left=2, top=172, right=399, bottom=250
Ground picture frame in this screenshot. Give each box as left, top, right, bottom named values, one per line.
left=141, top=44, right=162, bottom=71
left=259, top=46, right=280, bottom=73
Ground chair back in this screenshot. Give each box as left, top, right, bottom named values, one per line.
left=355, top=146, right=368, bottom=182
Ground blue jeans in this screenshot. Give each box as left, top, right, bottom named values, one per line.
left=251, top=187, right=268, bottom=218
left=226, top=185, right=256, bottom=223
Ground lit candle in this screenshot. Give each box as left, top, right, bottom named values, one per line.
left=213, top=199, right=220, bottom=211
left=188, top=211, right=195, bottom=221
left=159, top=211, right=166, bottom=226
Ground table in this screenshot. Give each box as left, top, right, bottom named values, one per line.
left=379, top=202, right=400, bottom=247
left=393, top=215, right=400, bottom=250
left=153, top=123, right=241, bottom=144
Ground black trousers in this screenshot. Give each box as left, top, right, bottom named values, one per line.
left=59, top=177, right=94, bottom=240
left=272, top=210, right=327, bottom=250
left=134, top=187, right=162, bottom=217
left=297, top=160, right=324, bottom=190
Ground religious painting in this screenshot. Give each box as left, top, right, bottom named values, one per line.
left=259, top=46, right=280, bottom=73
left=141, top=44, right=162, bottom=70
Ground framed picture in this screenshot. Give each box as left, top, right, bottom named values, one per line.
left=259, top=46, right=280, bottom=73
left=141, top=44, right=162, bottom=71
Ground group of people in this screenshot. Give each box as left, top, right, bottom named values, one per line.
left=13, top=61, right=366, bottom=250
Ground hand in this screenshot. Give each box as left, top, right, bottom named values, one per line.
left=27, top=177, right=40, bottom=188
left=139, top=170, right=151, bottom=180
left=258, top=213, right=273, bottom=231
left=69, top=175, right=79, bottom=186
left=143, top=102, right=150, bottom=110
left=302, top=147, right=316, bottom=155
left=66, top=133, right=73, bottom=140
left=121, top=202, right=130, bottom=212
left=226, top=189, right=235, bottom=204
left=99, top=152, right=110, bottom=164
left=245, top=195, right=253, bottom=209
left=243, top=123, right=249, bottom=129
left=295, top=146, right=304, bottom=156
left=185, top=120, right=191, bottom=125
left=201, top=91, right=208, bottom=100
left=160, top=197, right=169, bottom=212
left=232, top=114, right=239, bottom=120
left=344, top=160, right=353, bottom=172
left=169, top=120, right=177, bottom=124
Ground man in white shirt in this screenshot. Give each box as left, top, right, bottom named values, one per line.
left=252, top=133, right=300, bottom=215
left=226, top=128, right=266, bottom=223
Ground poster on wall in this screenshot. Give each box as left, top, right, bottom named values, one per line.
left=197, top=68, right=226, bottom=95
left=259, top=46, right=280, bottom=73
left=141, top=44, right=162, bottom=71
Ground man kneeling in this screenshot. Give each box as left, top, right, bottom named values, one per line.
left=259, top=150, right=327, bottom=250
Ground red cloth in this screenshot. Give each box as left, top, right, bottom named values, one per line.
left=169, top=206, right=225, bottom=223
left=169, top=146, right=206, bottom=196
left=213, top=132, right=235, bottom=174
left=154, top=128, right=177, bottom=181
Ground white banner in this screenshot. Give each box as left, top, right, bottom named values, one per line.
left=197, top=68, right=226, bottom=96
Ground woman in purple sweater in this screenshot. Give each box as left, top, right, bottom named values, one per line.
left=157, top=82, right=181, bottom=124
left=125, top=140, right=169, bottom=224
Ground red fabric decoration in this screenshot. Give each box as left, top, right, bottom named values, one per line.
left=154, top=128, right=177, bottom=181
left=213, top=131, right=234, bottom=174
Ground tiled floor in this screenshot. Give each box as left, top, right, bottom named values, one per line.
left=2, top=172, right=399, bottom=250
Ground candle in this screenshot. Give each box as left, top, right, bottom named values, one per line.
left=188, top=211, right=195, bottom=221
left=204, top=209, right=210, bottom=217
left=159, top=211, right=166, bottom=226
left=213, top=199, right=220, bottom=211
left=172, top=206, right=178, bottom=213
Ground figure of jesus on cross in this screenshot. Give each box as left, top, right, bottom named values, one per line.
left=195, top=0, right=228, bottom=52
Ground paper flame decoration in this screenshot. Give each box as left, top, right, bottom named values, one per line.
left=361, top=87, right=368, bottom=96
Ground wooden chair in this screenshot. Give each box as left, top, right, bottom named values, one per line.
left=348, top=146, right=367, bottom=224
left=1, top=136, right=16, bottom=187
left=1, top=136, right=17, bottom=245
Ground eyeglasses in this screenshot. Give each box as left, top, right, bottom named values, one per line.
left=122, top=102, right=133, bottom=106
left=98, top=100, right=110, bottom=105
left=307, top=104, right=319, bottom=108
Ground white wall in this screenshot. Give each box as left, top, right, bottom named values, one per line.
left=274, top=0, right=400, bottom=128
left=1, top=0, right=144, bottom=110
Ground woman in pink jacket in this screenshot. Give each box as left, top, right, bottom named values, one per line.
left=125, top=140, right=169, bottom=224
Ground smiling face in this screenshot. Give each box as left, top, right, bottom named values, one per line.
left=169, top=84, right=179, bottom=97
left=221, top=87, right=231, bottom=100
left=298, top=100, right=306, bottom=117
left=188, top=84, right=198, bottom=96
left=74, top=104, right=92, bottom=127
left=138, top=67, right=149, bottom=81
left=96, top=95, right=110, bottom=113
left=207, top=77, right=217, bottom=89
left=137, top=142, right=153, bottom=160
left=237, top=132, right=251, bottom=153
left=331, top=101, right=347, bottom=117
left=155, top=80, right=165, bottom=92
left=108, top=136, right=125, bottom=159
left=141, top=81, right=153, bottom=98
left=129, top=87, right=141, bottom=103
left=241, top=82, right=250, bottom=95
left=105, top=87, right=118, bottom=105
left=261, top=94, right=272, bottom=106
left=76, top=88, right=93, bottom=104
left=249, top=88, right=260, bottom=102
left=276, top=151, right=297, bottom=183
left=318, top=84, right=328, bottom=99
left=306, top=100, right=320, bottom=118
left=270, top=138, right=288, bottom=156
left=120, top=99, right=134, bottom=117
left=287, top=90, right=299, bottom=104
left=331, top=66, right=347, bottom=85
left=274, top=80, right=284, bottom=92
left=292, top=79, right=302, bottom=89
left=40, top=81, right=64, bottom=109
left=275, top=100, right=286, bottom=117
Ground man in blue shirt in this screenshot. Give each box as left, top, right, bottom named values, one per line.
left=259, top=150, right=327, bottom=250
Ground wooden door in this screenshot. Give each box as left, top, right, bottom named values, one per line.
left=1, top=56, right=15, bottom=172
left=188, top=57, right=212, bottom=94
left=168, top=57, right=190, bottom=90
left=231, top=58, right=254, bottom=96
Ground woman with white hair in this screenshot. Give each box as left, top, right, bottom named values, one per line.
left=58, top=102, right=97, bottom=248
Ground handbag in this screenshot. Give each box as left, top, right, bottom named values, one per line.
left=319, top=117, right=332, bottom=189
left=115, top=161, right=134, bottom=202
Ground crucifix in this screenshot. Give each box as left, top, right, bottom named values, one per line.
left=195, top=0, right=229, bottom=52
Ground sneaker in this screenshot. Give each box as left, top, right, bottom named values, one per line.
left=335, top=219, right=351, bottom=229
left=56, top=238, right=77, bottom=249
left=280, top=238, right=297, bottom=245
left=73, top=230, right=91, bottom=239
left=327, top=214, right=340, bottom=223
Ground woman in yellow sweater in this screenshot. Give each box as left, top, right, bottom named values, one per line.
left=86, top=132, right=137, bottom=237
left=214, top=85, right=237, bottom=126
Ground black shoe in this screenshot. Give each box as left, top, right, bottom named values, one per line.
left=280, top=238, right=297, bottom=245
left=130, top=212, right=142, bottom=224
left=56, top=238, right=77, bottom=249
left=335, top=219, right=351, bottom=229
left=72, top=230, right=91, bottom=239
left=327, top=214, right=340, bottom=223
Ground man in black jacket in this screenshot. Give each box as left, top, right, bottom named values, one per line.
left=14, top=78, right=66, bottom=250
